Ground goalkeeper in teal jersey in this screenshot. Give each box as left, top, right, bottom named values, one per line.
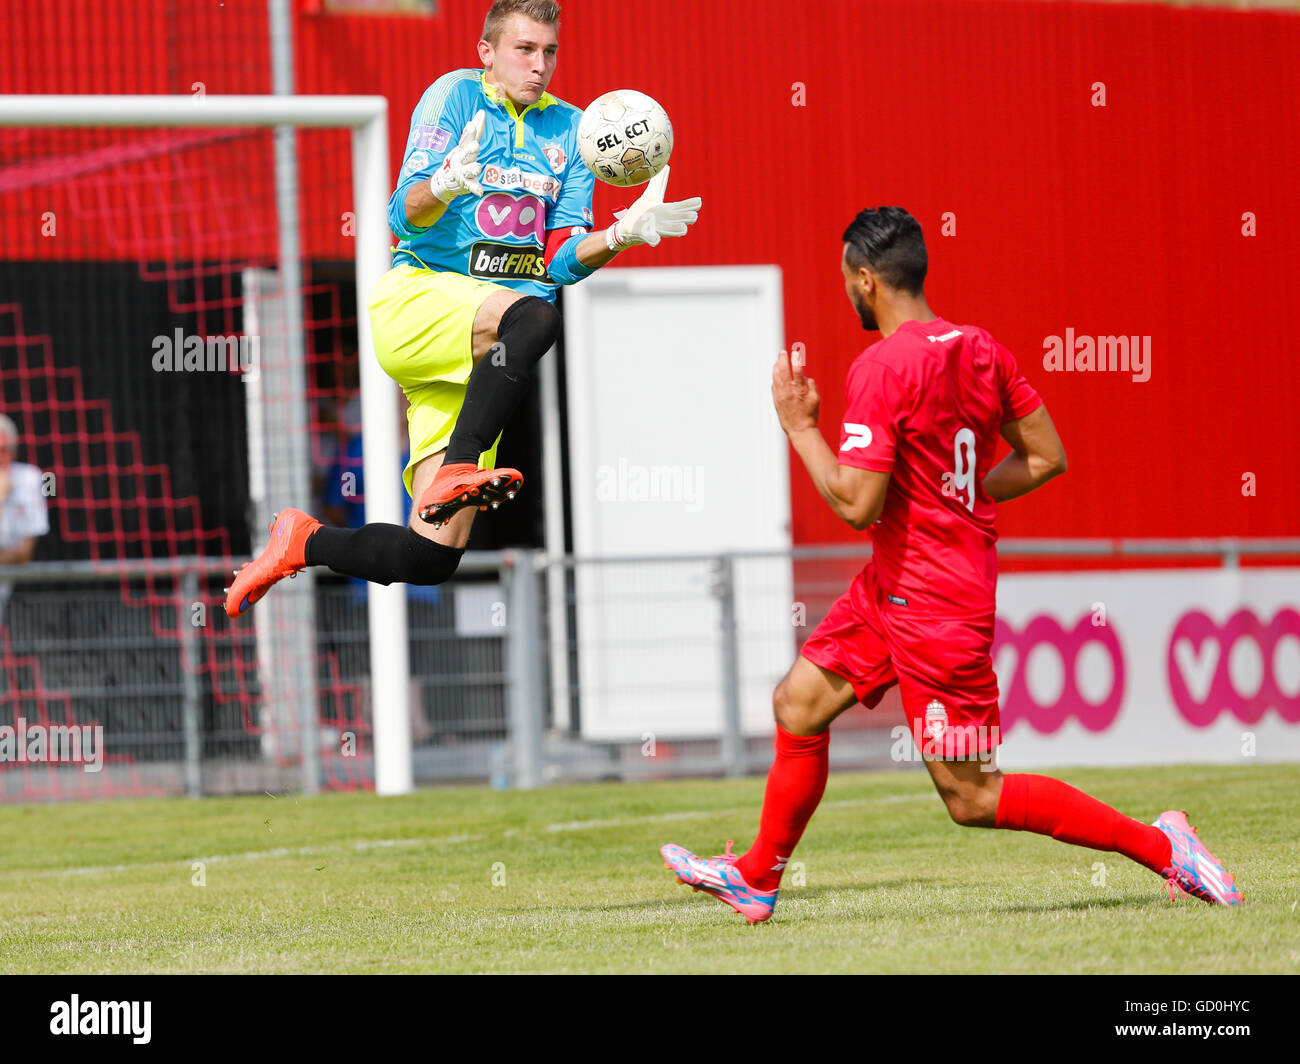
left=387, top=66, right=592, bottom=298
left=225, top=0, right=701, bottom=618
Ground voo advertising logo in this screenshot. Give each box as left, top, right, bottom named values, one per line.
left=1167, top=608, right=1300, bottom=726
left=993, top=614, right=1125, bottom=733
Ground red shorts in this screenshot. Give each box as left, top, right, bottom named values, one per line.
left=800, top=563, right=1001, bottom=758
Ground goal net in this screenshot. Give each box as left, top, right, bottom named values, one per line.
left=0, top=95, right=433, bottom=800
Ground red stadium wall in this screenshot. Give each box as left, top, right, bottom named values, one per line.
left=4, top=0, right=1298, bottom=543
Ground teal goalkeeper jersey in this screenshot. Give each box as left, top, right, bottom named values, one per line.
left=387, top=69, right=596, bottom=300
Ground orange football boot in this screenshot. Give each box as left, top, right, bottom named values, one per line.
left=416, top=461, right=522, bottom=528
left=224, top=507, right=322, bottom=618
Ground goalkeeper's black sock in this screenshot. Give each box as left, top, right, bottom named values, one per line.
left=443, top=295, right=561, bottom=467
left=305, top=524, right=463, bottom=586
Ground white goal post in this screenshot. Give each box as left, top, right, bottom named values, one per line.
left=0, top=94, right=414, bottom=795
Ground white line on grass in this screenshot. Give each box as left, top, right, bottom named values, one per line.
left=7, top=793, right=931, bottom=880
left=527, top=794, right=929, bottom=834
left=9, top=833, right=491, bottom=881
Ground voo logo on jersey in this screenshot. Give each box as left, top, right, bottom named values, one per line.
left=476, top=193, right=547, bottom=245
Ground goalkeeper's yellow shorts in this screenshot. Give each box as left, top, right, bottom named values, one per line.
left=368, top=261, right=508, bottom=499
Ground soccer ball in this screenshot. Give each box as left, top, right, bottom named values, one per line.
left=577, top=89, right=673, bottom=187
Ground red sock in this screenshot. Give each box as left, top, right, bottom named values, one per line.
left=995, top=773, right=1172, bottom=874
left=735, top=725, right=830, bottom=891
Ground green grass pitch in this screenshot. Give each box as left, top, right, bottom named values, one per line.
left=2, top=763, right=1296, bottom=973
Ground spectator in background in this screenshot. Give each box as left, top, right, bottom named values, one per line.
left=0, top=414, right=49, bottom=623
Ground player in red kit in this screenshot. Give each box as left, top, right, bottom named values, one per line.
left=661, top=207, right=1242, bottom=922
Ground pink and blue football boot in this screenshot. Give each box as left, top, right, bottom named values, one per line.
left=660, top=841, right=778, bottom=923
left=1153, top=810, right=1243, bottom=906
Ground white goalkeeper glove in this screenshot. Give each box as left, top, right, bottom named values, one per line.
left=429, top=110, right=486, bottom=203
left=606, top=165, right=702, bottom=250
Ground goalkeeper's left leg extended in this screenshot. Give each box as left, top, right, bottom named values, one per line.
left=224, top=508, right=320, bottom=617
left=223, top=509, right=465, bottom=618
left=226, top=268, right=489, bottom=618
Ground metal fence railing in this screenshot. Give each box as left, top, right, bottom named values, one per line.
left=1, top=538, right=1297, bottom=800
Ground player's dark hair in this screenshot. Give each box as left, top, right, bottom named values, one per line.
left=483, top=0, right=561, bottom=45
left=842, top=207, right=927, bottom=295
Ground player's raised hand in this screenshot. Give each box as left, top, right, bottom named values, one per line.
left=772, top=347, right=820, bottom=435
left=607, top=165, right=702, bottom=249
left=430, top=109, right=486, bottom=203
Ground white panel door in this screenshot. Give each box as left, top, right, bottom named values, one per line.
left=564, top=266, right=793, bottom=740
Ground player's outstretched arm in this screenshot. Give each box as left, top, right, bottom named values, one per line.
left=571, top=165, right=703, bottom=272
left=772, top=350, right=890, bottom=530
left=984, top=404, right=1068, bottom=503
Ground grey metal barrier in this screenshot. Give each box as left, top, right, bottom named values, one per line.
left=0, top=538, right=1296, bottom=799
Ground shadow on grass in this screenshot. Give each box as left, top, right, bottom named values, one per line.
left=502, top=879, right=937, bottom=919
left=780, top=885, right=1160, bottom=917
left=991, top=892, right=1157, bottom=914
left=661, top=883, right=1159, bottom=919
left=486, top=880, right=1156, bottom=923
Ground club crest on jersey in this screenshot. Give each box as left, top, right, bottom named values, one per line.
left=924, top=700, right=948, bottom=739
left=542, top=141, right=567, bottom=174
left=840, top=423, right=872, bottom=452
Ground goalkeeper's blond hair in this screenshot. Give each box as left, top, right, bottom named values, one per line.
left=482, top=0, right=561, bottom=46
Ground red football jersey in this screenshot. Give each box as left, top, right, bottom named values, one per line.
left=835, top=318, right=1042, bottom=615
